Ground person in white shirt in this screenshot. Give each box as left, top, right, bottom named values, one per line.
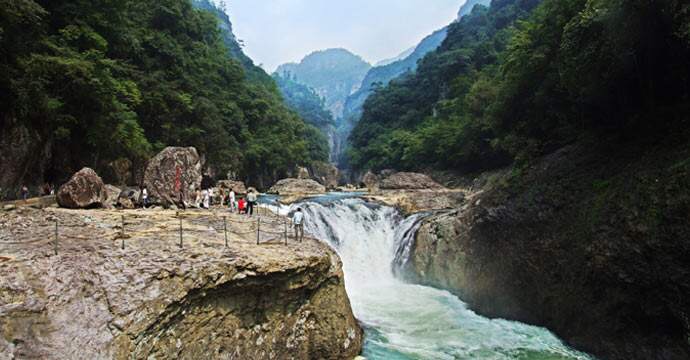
left=292, top=208, right=305, bottom=242
left=228, top=188, right=236, bottom=212
left=202, top=189, right=210, bottom=209
left=246, top=189, right=257, bottom=216
left=141, top=186, right=149, bottom=208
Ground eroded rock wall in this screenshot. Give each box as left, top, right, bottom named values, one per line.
left=403, top=139, right=690, bottom=360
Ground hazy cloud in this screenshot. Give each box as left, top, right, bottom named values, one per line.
left=224, top=0, right=466, bottom=72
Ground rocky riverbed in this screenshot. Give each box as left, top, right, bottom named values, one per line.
left=0, top=207, right=362, bottom=359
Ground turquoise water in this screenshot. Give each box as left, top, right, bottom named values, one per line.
left=284, top=198, right=593, bottom=360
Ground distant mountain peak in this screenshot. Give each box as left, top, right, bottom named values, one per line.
left=275, top=48, right=371, bottom=119
left=457, top=0, right=492, bottom=19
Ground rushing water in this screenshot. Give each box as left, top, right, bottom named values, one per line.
left=272, top=196, right=592, bottom=360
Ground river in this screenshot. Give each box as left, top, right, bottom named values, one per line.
left=266, top=195, right=592, bottom=359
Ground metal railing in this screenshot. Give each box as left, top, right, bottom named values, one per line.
left=0, top=207, right=303, bottom=255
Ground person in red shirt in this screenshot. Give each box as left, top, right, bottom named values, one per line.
left=238, top=197, right=246, bottom=214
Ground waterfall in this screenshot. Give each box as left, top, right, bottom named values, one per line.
left=278, top=196, right=592, bottom=359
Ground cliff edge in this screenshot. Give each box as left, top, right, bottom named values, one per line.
left=0, top=207, right=362, bottom=359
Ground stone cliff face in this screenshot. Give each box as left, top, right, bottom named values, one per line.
left=0, top=208, right=362, bottom=359
left=402, top=138, right=690, bottom=360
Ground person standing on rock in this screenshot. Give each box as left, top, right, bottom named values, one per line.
left=202, top=189, right=210, bottom=209
left=292, top=208, right=305, bottom=242
left=246, top=189, right=257, bottom=216
left=20, top=185, right=29, bottom=202
left=228, top=188, right=236, bottom=212
left=141, top=186, right=149, bottom=208
left=238, top=196, right=246, bottom=214
left=219, top=188, right=226, bottom=209
left=194, top=188, right=201, bottom=208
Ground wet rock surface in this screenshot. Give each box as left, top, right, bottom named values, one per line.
left=0, top=207, right=363, bottom=359
left=56, top=168, right=107, bottom=209
left=403, top=140, right=690, bottom=360
left=309, top=162, right=339, bottom=190
left=143, top=147, right=202, bottom=206
left=268, top=178, right=326, bottom=195
left=364, top=190, right=466, bottom=214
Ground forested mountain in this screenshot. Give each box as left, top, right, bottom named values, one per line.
left=0, top=0, right=328, bottom=193
left=348, top=0, right=690, bottom=173
left=342, top=28, right=448, bottom=124
left=273, top=72, right=335, bottom=142
left=336, top=0, right=491, bottom=167
left=275, top=49, right=371, bottom=119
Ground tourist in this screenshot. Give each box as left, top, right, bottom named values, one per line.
left=208, top=187, right=214, bottom=206
left=219, top=188, right=226, bottom=209
left=202, top=189, right=210, bottom=209
left=141, top=185, right=149, bottom=208
left=292, top=208, right=305, bottom=242
left=228, top=188, right=236, bottom=212
left=194, top=189, right=201, bottom=208
left=247, top=189, right=257, bottom=216
left=238, top=197, right=246, bottom=214
left=20, top=185, right=29, bottom=202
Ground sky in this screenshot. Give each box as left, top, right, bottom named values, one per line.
left=223, top=0, right=466, bottom=72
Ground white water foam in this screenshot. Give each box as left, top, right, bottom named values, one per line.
left=279, top=197, right=593, bottom=359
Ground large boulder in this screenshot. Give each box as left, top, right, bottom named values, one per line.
left=217, top=180, right=247, bottom=195
left=117, top=188, right=140, bottom=209
left=295, top=166, right=310, bottom=180
left=268, top=178, right=326, bottom=195
left=103, top=185, right=121, bottom=209
left=57, top=168, right=107, bottom=209
left=379, top=172, right=445, bottom=190
left=310, top=161, right=339, bottom=190
left=361, top=171, right=380, bottom=192
left=143, top=147, right=202, bottom=206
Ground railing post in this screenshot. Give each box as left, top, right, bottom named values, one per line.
left=256, top=217, right=260, bottom=245
left=224, top=216, right=228, bottom=247
left=121, top=215, right=125, bottom=250
left=284, top=218, right=288, bottom=245
left=54, top=220, right=58, bottom=255
left=179, top=217, right=183, bottom=248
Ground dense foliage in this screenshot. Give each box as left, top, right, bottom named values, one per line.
left=340, top=27, right=447, bottom=131
left=348, top=0, right=690, bottom=173
left=273, top=72, right=335, bottom=133
left=0, top=0, right=327, bottom=188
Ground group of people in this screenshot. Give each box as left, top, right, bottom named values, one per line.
left=0, top=184, right=53, bottom=202
left=189, top=187, right=259, bottom=216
